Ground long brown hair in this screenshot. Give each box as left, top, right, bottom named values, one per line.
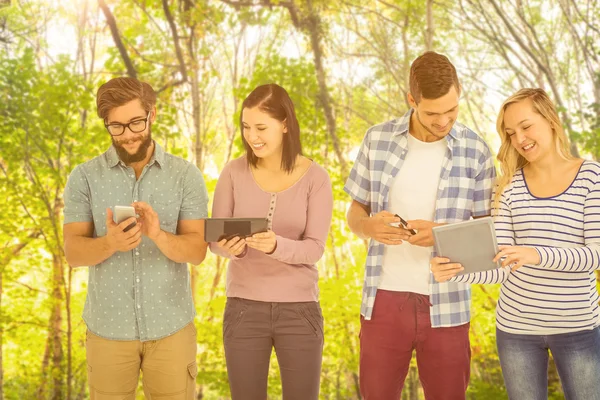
left=240, top=84, right=302, bottom=173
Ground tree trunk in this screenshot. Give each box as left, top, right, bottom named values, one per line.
left=98, top=0, right=136, bottom=78
left=302, top=1, right=347, bottom=174
left=65, top=261, right=73, bottom=400
left=50, top=253, right=65, bottom=400
left=426, top=0, right=434, bottom=50
left=36, top=254, right=65, bottom=400
left=190, top=38, right=202, bottom=309
left=0, top=272, right=3, bottom=400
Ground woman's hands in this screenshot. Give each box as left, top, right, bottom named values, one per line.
left=430, top=245, right=540, bottom=282
left=430, top=257, right=464, bottom=282
left=215, top=236, right=247, bottom=257
left=245, top=230, right=277, bottom=254
left=493, top=246, right=540, bottom=271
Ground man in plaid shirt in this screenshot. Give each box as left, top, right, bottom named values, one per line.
left=344, top=51, right=496, bottom=399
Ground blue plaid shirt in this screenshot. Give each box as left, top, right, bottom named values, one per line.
left=344, top=110, right=496, bottom=327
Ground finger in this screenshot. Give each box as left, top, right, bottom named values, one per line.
left=380, top=225, right=410, bottom=235
left=511, top=260, right=525, bottom=271
left=117, top=217, right=138, bottom=231
left=431, top=257, right=451, bottom=264
left=432, top=262, right=463, bottom=273
left=231, top=240, right=246, bottom=253
left=377, top=226, right=410, bottom=236
left=380, top=216, right=401, bottom=225
left=501, top=254, right=520, bottom=267
left=405, top=219, right=426, bottom=230
left=106, top=208, right=116, bottom=226
left=138, top=207, right=159, bottom=221
left=246, top=242, right=260, bottom=250
left=375, top=234, right=405, bottom=242
left=407, top=232, right=427, bottom=244
left=498, top=245, right=510, bottom=251
left=131, top=201, right=151, bottom=210
left=126, top=236, right=142, bottom=249
left=124, top=222, right=142, bottom=238
left=224, top=237, right=241, bottom=249
left=377, top=210, right=397, bottom=218
left=493, top=248, right=515, bottom=262
left=378, top=232, right=410, bottom=241
left=217, top=239, right=227, bottom=247
left=375, top=238, right=403, bottom=245
left=129, top=228, right=143, bottom=243
left=252, top=232, right=273, bottom=239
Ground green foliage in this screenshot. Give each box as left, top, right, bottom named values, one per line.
left=2, top=1, right=600, bottom=399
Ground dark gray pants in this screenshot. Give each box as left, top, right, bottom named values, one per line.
left=223, top=297, right=324, bottom=400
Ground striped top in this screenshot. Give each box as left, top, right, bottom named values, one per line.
left=453, top=161, right=600, bottom=335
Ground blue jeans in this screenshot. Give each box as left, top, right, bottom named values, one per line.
left=497, top=326, right=600, bottom=400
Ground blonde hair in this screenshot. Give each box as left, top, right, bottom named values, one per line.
left=493, top=88, right=574, bottom=212
left=96, top=77, right=156, bottom=120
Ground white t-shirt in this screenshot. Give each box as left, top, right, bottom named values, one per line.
left=378, top=133, right=447, bottom=294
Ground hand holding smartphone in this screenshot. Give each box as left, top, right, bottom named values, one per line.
left=393, top=214, right=417, bottom=235
left=114, top=205, right=137, bottom=232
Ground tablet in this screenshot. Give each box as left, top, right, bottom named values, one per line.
left=204, top=218, right=269, bottom=242
left=432, top=217, right=500, bottom=276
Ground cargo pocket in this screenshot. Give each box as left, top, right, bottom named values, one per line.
left=186, top=361, right=198, bottom=399
left=297, top=303, right=324, bottom=338
left=223, top=298, right=248, bottom=339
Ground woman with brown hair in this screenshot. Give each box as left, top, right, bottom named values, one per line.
left=209, top=83, right=333, bottom=400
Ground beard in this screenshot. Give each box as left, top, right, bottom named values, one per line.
left=415, top=110, right=453, bottom=139
left=112, top=126, right=153, bottom=164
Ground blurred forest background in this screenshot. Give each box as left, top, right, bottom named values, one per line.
left=1, top=0, right=600, bottom=399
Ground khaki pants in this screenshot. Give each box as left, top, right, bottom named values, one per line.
left=85, top=322, right=198, bottom=400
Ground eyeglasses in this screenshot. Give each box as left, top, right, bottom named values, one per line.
left=105, top=112, right=151, bottom=136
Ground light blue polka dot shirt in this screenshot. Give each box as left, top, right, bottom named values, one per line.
left=63, top=142, right=208, bottom=341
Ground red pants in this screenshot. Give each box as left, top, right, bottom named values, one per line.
left=359, top=290, right=471, bottom=400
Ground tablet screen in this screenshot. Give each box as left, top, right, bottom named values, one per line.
left=224, top=220, right=251, bottom=238
left=204, top=218, right=268, bottom=242
left=432, top=217, right=500, bottom=275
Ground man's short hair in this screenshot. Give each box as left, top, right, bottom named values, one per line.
left=96, top=77, right=157, bottom=120
left=409, top=51, right=460, bottom=103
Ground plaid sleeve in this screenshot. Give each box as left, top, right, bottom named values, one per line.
left=472, top=144, right=496, bottom=217
left=344, top=129, right=371, bottom=206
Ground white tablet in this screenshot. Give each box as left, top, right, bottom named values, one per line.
left=432, top=217, right=500, bottom=276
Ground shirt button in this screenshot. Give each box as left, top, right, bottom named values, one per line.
left=136, top=278, right=140, bottom=283
left=137, top=305, right=141, bottom=309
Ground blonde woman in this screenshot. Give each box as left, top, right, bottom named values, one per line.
left=431, top=88, right=600, bottom=400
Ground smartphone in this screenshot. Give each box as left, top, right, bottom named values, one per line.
left=394, top=214, right=417, bottom=235
left=114, top=205, right=137, bottom=232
